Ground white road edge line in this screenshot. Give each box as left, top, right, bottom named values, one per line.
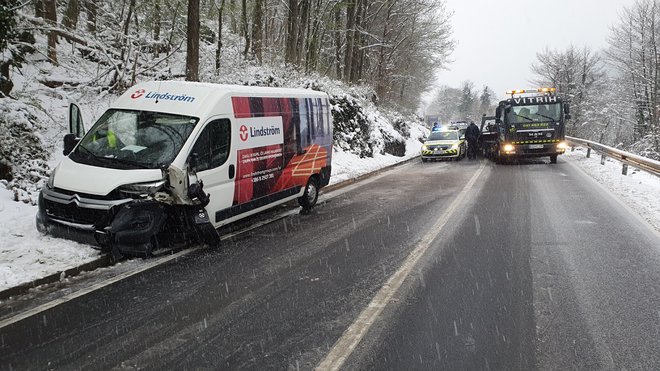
left=0, top=248, right=194, bottom=329
left=0, top=161, right=413, bottom=330
left=316, top=162, right=487, bottom=371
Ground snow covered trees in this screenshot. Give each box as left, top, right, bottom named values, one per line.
left=608, top=0, right=660, bottom=157
left=3, top=0, right=453, bottom=111
left=531, top=46, right=605, bottom=137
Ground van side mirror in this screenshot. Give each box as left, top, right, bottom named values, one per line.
left=63, top=133, right=79, bottom=156
left=69, top=103, right=85, bottom=137
left=563, top=103, right=570, bottom=114
left=565, top=114, right=572, bottom=120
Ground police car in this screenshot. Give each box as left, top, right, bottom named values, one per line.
left=421, top=128, right=466, bottom=162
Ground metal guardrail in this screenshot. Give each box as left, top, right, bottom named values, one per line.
left=566, top=136, right=660, bottom=177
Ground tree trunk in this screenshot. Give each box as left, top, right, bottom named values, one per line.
left=295, top=0, right=309, bottom=65
left=153, top=0, right=161, bottom=41
left=349, top=0, right=364, bottom=82
left=85, top=0, right=97, bottom=34
left=334, top=5, right=342, bottom=78
left=186, top=0, right=200, bottom=81
left=285, top=0, right=299, bottom=65
left=252, top=0, right=263, bottom=63
left=62, top=0, right=79, bottom=30
left=216, top=0, right=225, bottom=71
left=241, top=0, right=250, bottom=59
left=305, top=3, right=321, bottom=72
left=229, top=0, right=237, bottom=34
left=34, top=0, right=44, bottom=19
left=167, top=0, right=182, bottom=53
left=44, top=0, right=58, bottom=64
left=343, top=0, right=355, bottom=82
left=376, top=0, right=394, bottom=97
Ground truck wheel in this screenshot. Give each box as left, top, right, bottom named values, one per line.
left=550, top=154, right=558, bottom=164
left=422, top=157, right=428, bottom=163
left=298, top=176, right=319, bottom=210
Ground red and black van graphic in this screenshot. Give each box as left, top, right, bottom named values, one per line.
left=230, top=96, right=332, bottom=208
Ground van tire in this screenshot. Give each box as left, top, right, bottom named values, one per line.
left=550, top=154, right=558, bottom=164
left=298, top=176, right=319, bottom=210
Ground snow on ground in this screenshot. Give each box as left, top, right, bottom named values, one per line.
left=2, top=145, right=658, bottom=293
left=563, top=148, right=660, bottom=232
left=0, top=187, right=101, bottom=291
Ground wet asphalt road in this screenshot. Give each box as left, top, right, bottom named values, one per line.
left=1, top=156, right=660, bottom=370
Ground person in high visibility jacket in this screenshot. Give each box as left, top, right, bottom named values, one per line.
left=92, top=128, right=119, bottom=149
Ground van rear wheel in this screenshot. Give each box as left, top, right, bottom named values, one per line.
left=298, top=176, right=319, bottom=210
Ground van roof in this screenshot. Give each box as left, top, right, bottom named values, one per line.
left=112, top=81, right=329, bottom=118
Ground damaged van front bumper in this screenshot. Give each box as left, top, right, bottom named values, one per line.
left=36, top=185, right=217, bottom=255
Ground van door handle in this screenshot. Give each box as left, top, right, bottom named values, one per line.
left=229, top=164, right=235, bottom=179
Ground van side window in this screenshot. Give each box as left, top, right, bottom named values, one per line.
left=190, top=119, right=231, bottom=172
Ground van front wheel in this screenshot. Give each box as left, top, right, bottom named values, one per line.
left=298, top=176, right=319, bottom=210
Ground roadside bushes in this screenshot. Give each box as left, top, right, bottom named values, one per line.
left=0, top=98, right=50, bottom=203
left=330, top=95, right=374, bottom=158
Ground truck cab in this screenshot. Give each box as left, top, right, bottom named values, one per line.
left=487, top=88, right=570, bottom=164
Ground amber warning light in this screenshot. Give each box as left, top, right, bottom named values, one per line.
left=506, top=88, right=556, bottom=96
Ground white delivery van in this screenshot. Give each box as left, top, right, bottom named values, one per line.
left=37, top=81, right=333, bottom=256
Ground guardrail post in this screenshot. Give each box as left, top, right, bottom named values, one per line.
left=601, top=154, right=606, bottom=165
left=586, top=148, right=591, bottom=158
left=571, top=146, right=575, bottom=152
left=622, top=163, right=628, bottom=175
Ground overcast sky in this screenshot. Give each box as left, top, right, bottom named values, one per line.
left=433, top=0, right=629, bottom=102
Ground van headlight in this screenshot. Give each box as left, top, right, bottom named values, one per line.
left=117, top=180, right=166, bottom=196
left=422, top=144, right=428, bottom=151
left=46, top=172, right=55, bottom=189
left=503, top=143, right=515, bottom=152
left=557, top=141, right=568, bottom=150
left=451, top=143, right=459, bottom=149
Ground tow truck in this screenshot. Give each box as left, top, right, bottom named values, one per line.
left=481, top=88, right=571, bottom=164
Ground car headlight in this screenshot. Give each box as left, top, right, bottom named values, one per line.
left=117, top=180, right=166, bottom=196
left=503, top=144, right=515, bottom=152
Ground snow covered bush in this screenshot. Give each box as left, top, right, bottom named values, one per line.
left=0, top=98, right=50, bottom=203
left=330, top=94, right=373, bottom=158
left=628, top=135, right=660, bottom=161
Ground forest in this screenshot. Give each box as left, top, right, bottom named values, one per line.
left=0, top=0, right=453, bottom=111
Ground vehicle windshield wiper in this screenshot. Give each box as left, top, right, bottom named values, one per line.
left=514, top=114, right=533, bottom=121
left=535, top=113, right=555, bottom=121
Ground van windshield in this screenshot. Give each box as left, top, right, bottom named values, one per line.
left=71, top=109, right=198, bottom=170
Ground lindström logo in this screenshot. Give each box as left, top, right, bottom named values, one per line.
left=131, top=89, right=145, bottom=99
left=239, top=125, right=249, bottom=141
